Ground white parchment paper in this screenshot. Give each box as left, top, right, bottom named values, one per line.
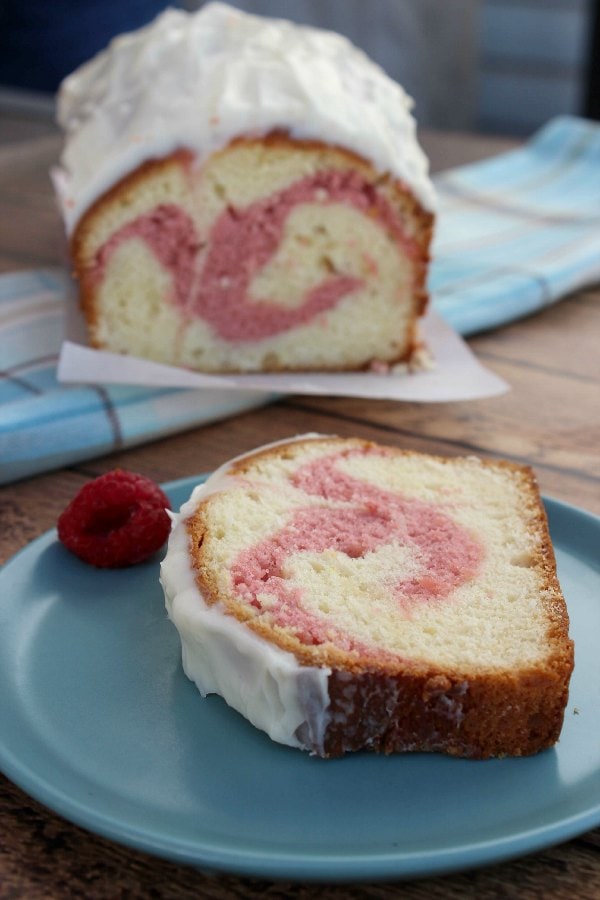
left=57, top=302, right=508, bottom=402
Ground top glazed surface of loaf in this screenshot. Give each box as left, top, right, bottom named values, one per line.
left=54, top=1, right=436, bottom=232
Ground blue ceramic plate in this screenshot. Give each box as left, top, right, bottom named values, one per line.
left=1, top=478, right=599, bottom=882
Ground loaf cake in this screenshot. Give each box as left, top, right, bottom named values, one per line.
left=54, top=3, right=435, bottom=374
left=160, top=434, right=574, bottom=758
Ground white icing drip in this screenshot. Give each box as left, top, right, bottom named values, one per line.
left=159, top=434, right=332, bottom=753
left=54, top=2, right=436, bottom=233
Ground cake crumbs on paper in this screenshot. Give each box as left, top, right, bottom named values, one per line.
left=368, top=340, right=435, bottom=376
left=393, top=344, right=435, bottom=375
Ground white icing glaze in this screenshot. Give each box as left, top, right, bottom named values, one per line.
left=54, top=2, right=436, bottom=233
left=159, top=434, right=332, bottom=753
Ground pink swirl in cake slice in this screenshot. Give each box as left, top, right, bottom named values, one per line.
left=92, top=169, right=419, bottom=342
left=230, top=447, right=483, bottom=655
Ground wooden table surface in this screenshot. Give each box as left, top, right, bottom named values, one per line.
left=1, top=110, right=599, bottom=899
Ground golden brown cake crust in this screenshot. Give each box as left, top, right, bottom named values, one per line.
left=323, top=659, right=572, bottom=758
left=70, top=149, right=195, bottom=339
left=69, top=133, right=434, bottom=372
left=186, top=436, right=574, bottom=758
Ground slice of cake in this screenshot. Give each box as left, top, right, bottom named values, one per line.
left=160, top=434, right=574, bottom=758
left=54, top=3, right=435, bottom=374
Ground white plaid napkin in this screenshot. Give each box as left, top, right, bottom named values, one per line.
left=1, top=116, right=599, bottom=485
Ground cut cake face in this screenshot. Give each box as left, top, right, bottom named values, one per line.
left=70, top=140, right=432, bottom=373
left=161, top=435, right=574, bottom=759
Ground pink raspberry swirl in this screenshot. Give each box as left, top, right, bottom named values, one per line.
left=92, top=168, right=419, bottom=342
left=230, top=446, right=483, bottom=653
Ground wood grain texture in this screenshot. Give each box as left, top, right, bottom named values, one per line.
left=1, top=774, right=600, bottom=900
left=0, top=120, right=598, bottom=899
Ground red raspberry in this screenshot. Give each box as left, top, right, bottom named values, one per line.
left=57, top=469, right=172, bottom=568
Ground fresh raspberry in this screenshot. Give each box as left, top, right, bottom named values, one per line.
left=57, top=469, right=172, bottom=568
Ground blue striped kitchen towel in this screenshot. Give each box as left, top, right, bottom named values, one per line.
left=1, top=115, right=599, bottom=485
left=432, top=115, right=600, bottom=334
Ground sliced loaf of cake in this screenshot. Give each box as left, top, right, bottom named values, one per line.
left=55, top=4, right=435, bottom=374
